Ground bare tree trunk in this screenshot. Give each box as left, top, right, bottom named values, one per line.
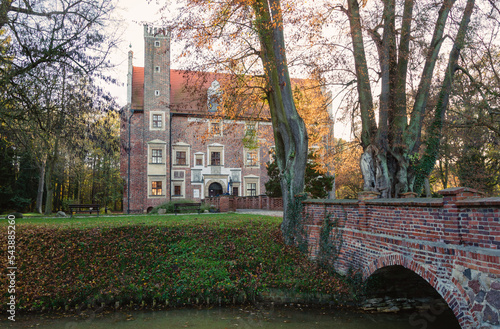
left=44, top=138, right=59, bottom=215
left=413, top=0, right=475, bottom=194
left=35, top=155, right=46, bottom=214
left=44, top=159, right=54, bottom=215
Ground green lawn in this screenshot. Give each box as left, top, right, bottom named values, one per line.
left=1, top=213, right=282, bottom=229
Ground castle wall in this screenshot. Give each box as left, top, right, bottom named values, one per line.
left=121, top=25, right=274, bottom=213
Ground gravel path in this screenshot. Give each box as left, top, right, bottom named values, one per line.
left=235, top=209, right=283, bottom=217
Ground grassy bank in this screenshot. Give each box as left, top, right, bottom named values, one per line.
left=1, top=214, right=351, bottom=312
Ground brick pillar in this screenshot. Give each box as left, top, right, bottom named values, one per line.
left=400, top=192, right=418, bottom=198
left=219, top=196, right=229, bottom=213
left=228, top=196, right=236, bottom=212
left=358, top=191, right=379, bottom=230
left=439, top=187, right=483, bottom=202
left=438, top=187, right=482, bottom=245
left=358, top=191, right=381, bottom=201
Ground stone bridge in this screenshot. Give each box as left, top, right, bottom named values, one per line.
left=304, top=187, right=500, bottom=329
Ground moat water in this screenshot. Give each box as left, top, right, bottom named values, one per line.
left=2, top=305, right=461, bottom=328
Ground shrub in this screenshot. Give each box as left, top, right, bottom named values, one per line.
left=10, top=195, right=31, bottom=212
left=150, top=199, right=210, bottom=214
left=6, top=212, right=23, bottom=219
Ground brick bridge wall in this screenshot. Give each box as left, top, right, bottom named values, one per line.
left=304, top=187, right=500, bottom=329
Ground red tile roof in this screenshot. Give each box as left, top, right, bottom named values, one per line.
left=130, top=67, right=284, bottom=119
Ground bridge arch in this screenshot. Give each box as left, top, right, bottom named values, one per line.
left=364, top=253, right=477, bottom=328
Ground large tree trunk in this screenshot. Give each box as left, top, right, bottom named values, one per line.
left=349, top=0, right=473, bottom=197
left=253, top=0, right=309, bottom=245
left=44, top=138, right=59, bottom=215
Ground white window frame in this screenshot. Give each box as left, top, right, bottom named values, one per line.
left=210, top=121, right=223, bottom=137
left=151, top=149, right=163, bottom=164
left=244, top=176, right=260, bottom=196
left=194, top=153, right=204, bottom=167
left=150, top=111, right=165, bottom=131
left=172, top=143, right=190, bottom=167
left=208, top=144, right=224, bottom=167
left=172, top=181, right=185, bottom=198
left=148, top=177, right=166, bottom=198
left=244, top=148, right=259, bottom=168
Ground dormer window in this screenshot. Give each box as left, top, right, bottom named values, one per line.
left=207, top=80, right=222, bottom=112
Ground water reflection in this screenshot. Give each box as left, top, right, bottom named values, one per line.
left=3, top=305, right=460, bottom=329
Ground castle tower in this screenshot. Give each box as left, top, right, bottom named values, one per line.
left=143, top=25, right=170, bottom=113
left=122, top=26, right=172, bottom=213
left=143, top=26, right=171, bottom=211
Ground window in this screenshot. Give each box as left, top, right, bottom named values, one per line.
left=150, top=113, right=165, bottom=131
left=174, top=185, right=182, bottom=196
left=152, top=149, right=163, bottom=164
left=173, top=171, right=184, bottom=179
left=172, top=143, right=190, bottom=167
left=155, top=66, right=160, bottom=73
left=152, top=181, right=162, bottom=195
left=208, top=144, right=223, bottom=167
left=155, top=90, right=160, bottom=96
left=245, top=123, right=256, bottom=135
left=207, top=80, right=221, bottom=112
left=211, top=152, right=221, bottom=165
left=176, top=151, right=186, bottom=165
left=211, top=121, right=222, bottom=136
left=246, top=150, right=258, bottom=167
left=244, top=176, right=259, bottom=196
left=152, top=114, right=162, bottom=128
left=154, top=41, right=160, bottom=47
left=195, top=154, right=203, bottom=166
left=247, top=183, right=257, bottom=196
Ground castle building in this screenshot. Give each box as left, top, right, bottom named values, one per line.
left=120, top=26, right=274, bottom=213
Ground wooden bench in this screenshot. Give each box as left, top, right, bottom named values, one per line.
left=69, top=204, right=100, bottom=217
left=174, top=203, right=201, bottom=215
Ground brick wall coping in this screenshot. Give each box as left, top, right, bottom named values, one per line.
left=302, top=187, right=500, bottom=208
left=302, top=199, right=359, bottom=206
left=365, top=197, right=443, bottom=207
left=439, top=186, right=483, bottom=195
left=303, top=198, right=443, bottom=207
left=456, top=197, right=500, bottom=207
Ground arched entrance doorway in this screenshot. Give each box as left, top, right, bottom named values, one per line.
left=208, top=182, right=223, bottom=197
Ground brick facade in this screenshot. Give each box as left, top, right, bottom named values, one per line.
left=304, top=187, right=500, bottom=329
left=120, top=26, right=274, bottom=213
